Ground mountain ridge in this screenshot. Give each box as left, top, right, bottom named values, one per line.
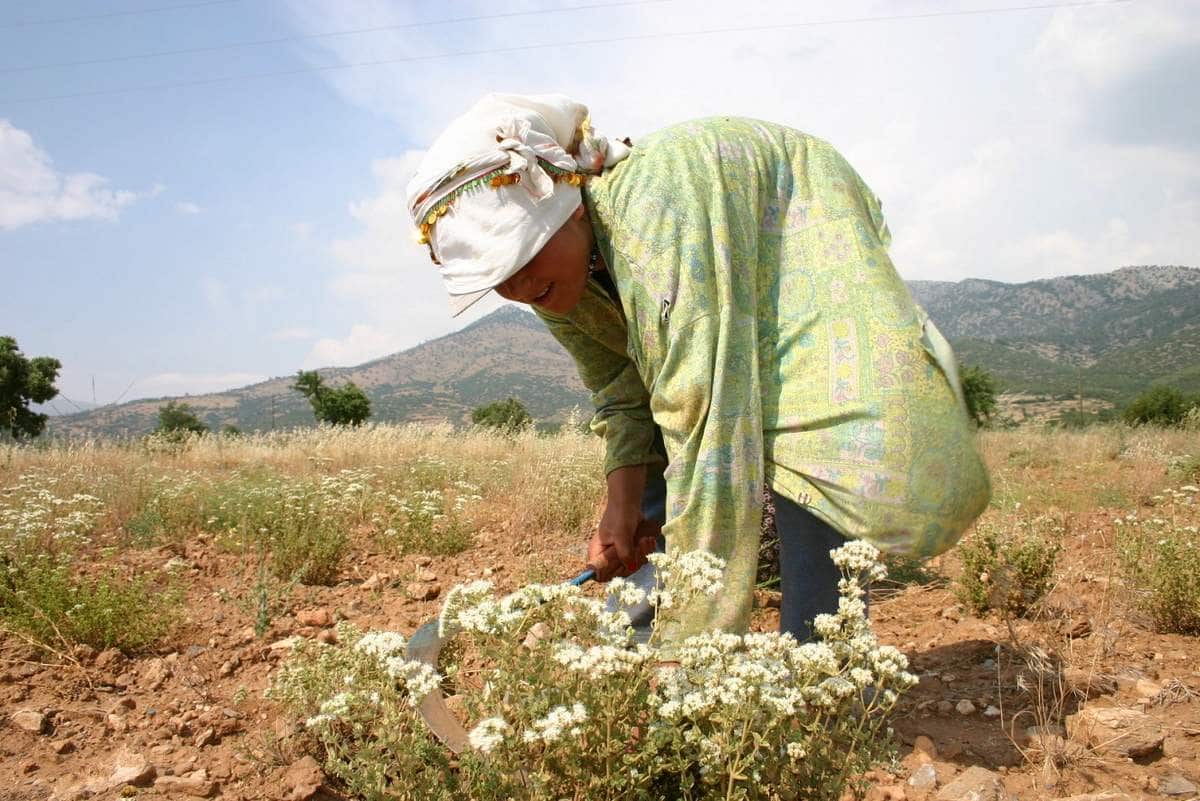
left=48, top=265, right=1199, bottom=437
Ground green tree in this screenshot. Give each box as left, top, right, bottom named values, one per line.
left=1122, top=385, right=1196, bottom=427
left=471, top=397, right=532, bottom=432
left=0, top=336, right=62, bottom=440
left=960, top=364, right=999, bottom=428
left=291, top=370, right=371, bottom=426
left=155, top=400, right=209, bottom=436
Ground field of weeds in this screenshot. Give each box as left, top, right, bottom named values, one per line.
left=1, top=423, right=1198, bottom=800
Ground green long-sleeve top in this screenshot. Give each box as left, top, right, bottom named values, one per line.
left=534, top=117, right=990, bottom=643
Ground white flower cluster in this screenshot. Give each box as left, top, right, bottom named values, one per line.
left=467, top=716, right=511, bottom=753
left=831, top=539, right=888, bottom=583
left=353, top=630, right=407, bottom=660
left=387, top=658, right=441, bottom=707
left=605, top=576, right=648, bottom=607
left=646, top=549, right=725, bottom=609
left=305, top=690, right=353, bottom=729
left=552, top=642, right=649, bottom=676
left=522, top=703, right=588, bottom=745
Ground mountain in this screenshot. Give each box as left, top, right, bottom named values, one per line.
left=908, top=265, right=1200, bottom=401
left=48, top=265, right=1199, bottom=437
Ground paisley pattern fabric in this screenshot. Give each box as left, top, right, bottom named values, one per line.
left=535, top=117, right=990, bottom=644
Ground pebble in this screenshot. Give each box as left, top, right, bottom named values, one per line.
left=406, top=582, right=441, bottom=601
left=155, top=773, right=216, bottom=797
left=983, top=705, right=1001, bottom=718
left=295, top=609, right=332, bottom=628
left=11, top=708, right=47, bottom=734
left=414, top=569, right=438, bottom=583
left=955, top=699, right=976, bottom=715
left=108, top=750, right=157, bottom=788
left=413, top=555, right=433, bottom=567
left=283, top=755, right=324, bottom=801
left=908, top=763, right=938, bottom=789
left=936, top=700, right=954, bottom=715
left=933, top=766, right=1005, bottom=801
left=1159, top=775, right=1198, bottom=797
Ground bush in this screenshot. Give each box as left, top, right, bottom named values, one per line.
left=1122, top=386, right=1197, bottom=427
left=955, top=517, right=1061, bottom=618
left=1116, top=485, right=1200, bottom=634
left=0, top=555, right=181, bottom=652
left=156, top=400, right=209, bottom=438
left=960, top=364, right=999, bottom=428
left=471, top=397, right=532, bottom=432
left=272, top=543, right=915, bottom=801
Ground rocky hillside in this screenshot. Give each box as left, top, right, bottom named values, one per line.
left=49, top=265, right=1199, bottom=437
left=909, top=265, right=1200, bottom=400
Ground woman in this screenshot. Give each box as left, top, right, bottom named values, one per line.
left=406, top=93, right=990, bottom=647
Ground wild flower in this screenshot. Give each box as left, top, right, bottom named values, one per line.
left=468, top=717, right=511, bottom=753
left=522, top=703, right=588, bottom=745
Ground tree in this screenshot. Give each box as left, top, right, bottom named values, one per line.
left=960, top=364, right=999, bottom=428
left=155, top=400, right=209, bottom=436
left=1122, top=385, right=1196, bottom=427
left=0, top=336, right=61, bottom=440
left=471, top=397, right=532, bottom=432
left=291, top=370, right=371, bottom=426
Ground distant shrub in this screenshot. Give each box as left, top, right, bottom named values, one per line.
left=960, top=365, right=999, bottom=428
left=1116, top=486, right=1200, bottom=634
left=292, top=370, right=371, bottom=427
left=471, top=397, right=532, bottom=433
left=1122, top=386, right=1197, bottom=427
left=955, top=517, right=1061, bottom=618
left=155, top=400, right=209, bottom=438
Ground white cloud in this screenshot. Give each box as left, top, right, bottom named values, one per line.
left=303, top=323, right=407, bottom=368
left=175, top=201, right=202, bottom=215
left=132, top=371, right=267, bottom=399
left=0, top=119, right=143, bottom=231
left=270, top=326, right=315, bottom=342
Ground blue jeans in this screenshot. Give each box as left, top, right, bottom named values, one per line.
left=608, top=463, right=849, bottom=643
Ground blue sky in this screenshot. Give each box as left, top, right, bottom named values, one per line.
left=1, top=0, right=1196, bottom=408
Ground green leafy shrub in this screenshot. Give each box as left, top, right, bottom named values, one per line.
left=955, top=516, right=1061, bottom=618
left=1116, top=485, right=1200, bottom=634
left=272, top=543, right=914, bottom=801
left=1122, top=385, right=1197, bottom=427
left=0, top=555, right=181, bottom=652
left=471, top=397, right=533, bottom=433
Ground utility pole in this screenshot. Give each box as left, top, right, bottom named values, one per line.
left=92, top=376, right=96, bottom=406
left=270, top=396, right=276, bottom=431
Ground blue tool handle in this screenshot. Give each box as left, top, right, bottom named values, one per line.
left=569, top=569, right=596, bottom=586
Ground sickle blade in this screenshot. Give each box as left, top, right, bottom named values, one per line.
left=406, top=620, right=471, bottom=754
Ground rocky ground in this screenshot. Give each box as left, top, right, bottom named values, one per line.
left=3, top=495, right=1199, bottom=800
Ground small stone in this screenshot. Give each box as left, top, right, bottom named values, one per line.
left=11, top=708, right=47, bottom=734
left=955, top=699, right=976, bottom=715
left=295, top=609, right=332, bottom=627
left=51, top=738, right=75, bottom=754
left=414, top=569, right=438, bottom=583
left=107, top=713, right=128, bottom=733
left=316, top=629, right=338, bottom=645
left=908, top=763, right=938, bottom=789
left=983, top=705, right=1001, bottom=718
left=1159, top=775, right=1198, bottom=796
left=413, top=555, right=433, bottom=567
left=522, top=622, right=550, bottom=649
left=912, top=733, right=940, bottom=762
left=1069, top=705, right=1165, bottom=758
left=154, top=774, right=216, bottom=797
left=940, top=606, right=961, bottom=622
left=754, top=590, right=782, bottom=609
left=19, top=759, right=38, bottom=774
left=143, top=659, right=172, bottom=691
left=193, top=727, right=217, bottom=748
left=1133, top=678, right=1162, bottom=701
left=362, top=573, right=386, bottom=591
left=406, top=582, right=441, bottom=601
left=109, top=750, right=157, bottom=787
left=935, top=700, right=953, bottom=715
left=1063, top=667, right=1116, bottom=699
left=284, top=755, right=323, bottom=801
left=940, top=673, right=957, bottom=683
left=95, top=648, right=125, bottom=670
left=219, top=659, right=237, bottom=677
left=934, top=766, right=1006, bottom=801
left=184, top=645, right=206, bottom=659
left=269, top=636, right=303, bottom=651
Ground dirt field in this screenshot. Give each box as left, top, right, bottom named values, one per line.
left=1, top=425, right=1198, bottom=801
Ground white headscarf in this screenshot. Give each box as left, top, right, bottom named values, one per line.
left=406, top=93, right=631, bottom=316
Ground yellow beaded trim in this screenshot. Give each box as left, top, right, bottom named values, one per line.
left=416, top=160, right=586, bottom=264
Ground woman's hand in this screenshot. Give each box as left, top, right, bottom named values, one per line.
left=588, top=464, right=653, bottom=581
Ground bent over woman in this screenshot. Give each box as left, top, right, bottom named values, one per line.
left=406, top=93, right=990, bottom=648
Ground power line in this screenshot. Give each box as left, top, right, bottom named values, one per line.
left=1, top=0, right=671, bottom=75
left=0, top=0, right=1133, bottom=106
left=0, top=0, right=241, bottom=30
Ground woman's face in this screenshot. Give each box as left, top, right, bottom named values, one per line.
left=494, top=205, right=593, bottom=316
